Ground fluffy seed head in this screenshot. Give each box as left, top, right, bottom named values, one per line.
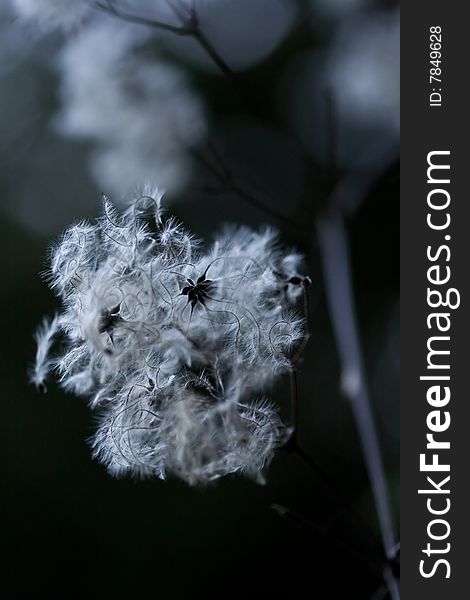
left=32, top=192, right=306, bottom=484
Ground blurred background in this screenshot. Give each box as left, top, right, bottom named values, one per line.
left=0, top=1, right=399, bottom=597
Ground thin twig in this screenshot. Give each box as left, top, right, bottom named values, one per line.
left=383, top=563, right=400, bottom=600
left=271, top=503, right=383, bottom=576
left=94, top=1, right=246, bottom=93
left=316, top=208, right=397, bottom=558
left=289, top=278, right=311, bottom=441
left=274, top=258, right=378, bottom=551
left=286, top=279, right=383, bottom=553
left=287, top=439, right=383, bottom=554
left=193, top=145, right=300, bottom=229
left=290, top=278, right=312, bottom=365
left=316, top=205, right=399, bottom=597
left=370, top=585, right=388, bottom=600
left=94, top=1, right=194, bottom=35
left=192, top=27, right=237, bottom=82
left=317, top=86, right=399, bottom=595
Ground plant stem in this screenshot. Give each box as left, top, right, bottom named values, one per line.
left=95, top=1, right=267, bottom=115
left=271, top=503, right=383, bottom=576
left=95, top=1, right=194, bottom=35
left=193, top=146, right=300, bottom=228
left=287, top=439, right=383, bottom=552
left=316, top=205, right=399, bottom=596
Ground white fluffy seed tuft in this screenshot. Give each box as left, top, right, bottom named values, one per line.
left=32, top=192, right=307, bottom=484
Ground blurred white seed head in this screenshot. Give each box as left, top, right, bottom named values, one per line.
left=32, top=192, right=306, bottom=484
left=10, top=0, right=92, bottom=31
left=55, top=19, right=207, bottom=198
left=327, top=8, right=400, bottom=134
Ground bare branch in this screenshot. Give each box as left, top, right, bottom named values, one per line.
left=94, top=1, right=195, bottom=35
left=316, top=203, right=399, bottom=595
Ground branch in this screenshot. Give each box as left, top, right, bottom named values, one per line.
left=94, top=1, right=243, bottom=91
left=94, top=1, right=194, bottom=35
left=271, top=503, right=383, bottom=577
left=193, top=145, right=300, bottom=229
left=316, top=201, right=399, bottom=597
